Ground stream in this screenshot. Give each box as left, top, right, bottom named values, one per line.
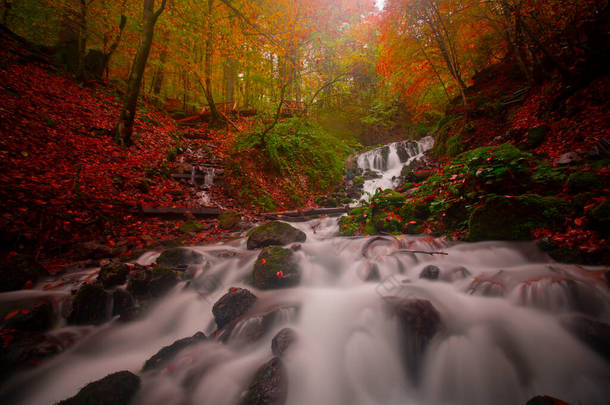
left=0, top=140, right=609, bottom=405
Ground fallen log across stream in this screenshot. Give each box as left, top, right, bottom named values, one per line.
left=263, top=206, right=350, bottom=221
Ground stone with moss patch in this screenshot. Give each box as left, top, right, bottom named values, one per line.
left=156, top=247, right=203, bottom=267
left=589, top=199, right=610, bottom=236
left=179, top=220, right=204, bottom=233
left=253, top=247, right=300, bottom=289
left=0, top=254, right=45, bottom=292
left=566, top=171, right=600, bottom=193
left=468, top=194, right=570, bottom=241
left=247, top=221, right=306, bottom=250
left=68, top=282, right=110, bottom=325
left=219, top=209, right=242, bottom=230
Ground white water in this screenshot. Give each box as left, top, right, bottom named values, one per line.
left=1, top=223, right=609, bottom=405
left=356, top=136, right=434, bottom=198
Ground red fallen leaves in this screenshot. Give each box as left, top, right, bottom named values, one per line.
left=276, top=270, right=284, bottom=279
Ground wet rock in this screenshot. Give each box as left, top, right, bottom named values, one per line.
left=239, top=357, right=287, bottom=405
left=271, top=328, right=297, bottom=357
left=526, top=395, right=572, bottom=405
left=156, top=248, right=203, bottom=267
left=68, top=282, right=110, bottom=325
left=4, top=301, right=53, bottom=332
left=587, top=138, right=610, bottom=159
left=520, top=125, right=548, bottom=150
left=419, top=265, right=440, bottom=280
left=142, top=331, right=206, bottom=371
left=364, top=263, right=380, bottom=281
left=565, top=171, right=600, bottom=193
left=443, top=266, right=471, bottom=281
left=97, top=262, right=130, bottom=288
left=225, top=306, right=299, bottom=345
left=0, top=329, right=76, bottom=382
left=127, top=266, right=178, bottom=298
left=384, top=298, right=441, bottom=381
left=560, top=315, right=610, bottom=361
left=56, top=370, right=141, bottom=405
left=0, top=254, right=45, bottom=292
left=253, top=247, right=301, bottom=290
left=111, top=289, right=135, bottom=319
left=212, top=287, right=257, bottom=329
left=555, top=151, right=581, bottom=165
left=219, top=209, right=242, bottom=230
left=247, top=222, right=306, bottom=250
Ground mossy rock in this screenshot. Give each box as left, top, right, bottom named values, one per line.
left=467, top=194, right=570, bottom=241
left=247, top=221, right=306, bottom=250
left=566, top=171, right=601, bottom=193
left=399, top=201, right=430, bottom=221
left=68, top=283, right=110, bottom=325
left=353, top=176, right=364, bottom=188
left=57, top=371, right=141, bottom=405
left=372, top=189, right=406, bottom=211
left=239, top=357, right=287, bottom=405
left=0, top=254, right=45, bottom=292
left=252, top=247, right=301, bottom=289
left=212, top=287, right=257, bottom=329
left=156, top=248, right=203, bottom=267
left=142, top=332, right=207, bottom=371
left=372, top=211, right=402, bottom=234
left=520, top=125, right=549, bottom=150
left=219, top=210, right=241, bottom=230
left=97, top=262, right=130, bottom=289
left=572, top=192, right=596, bottom=211
left=179, top=220, right=204, bottom=233
left=588, top=199, right=610, bottom=236
left=338, top=215, right=360, bottom=236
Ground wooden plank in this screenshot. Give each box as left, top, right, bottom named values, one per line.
left=133, top=206, right=220, bottom=217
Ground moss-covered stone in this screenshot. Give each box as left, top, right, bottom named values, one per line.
left=156, top=248, right=203, bottom=267
left=219, top=209, right=242, bottom=230
left=338, top=215, right=360, bottom=236
left=399, top=201, right=430, bottom=221
left=179, top=220, right=204, bottom=233
left=57, top=371, right=141, bottom=405
left=239, top=357, right=287, bottom=405
left=253, top=247, right=300, bottom=289
left=372, top=211, right=402, bottom=234
left=0, top=254, right=45, bottom=292
left=97, top=262, right=130, bottom=289
left=467, top=194, right=570, bottom=241
left=353, top=176, right=364, bottom=188
left=371, top=189, right=406, bottom=211
left=572, top=192, right=596, bottom=211
left=68, top=283, right=110, bottom=325
left=520, top=125, right=549, bottom=150
left=566, top=171, right=600, bottom=193
left=247, top=221, right=306, bottom=250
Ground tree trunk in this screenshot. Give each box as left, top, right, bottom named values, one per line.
left=76, top=0, right=87, bottom=80
left=203, top=0, right=225, bottom=129
left=152, top=30, right=169, bottom=98
left=114, top=0, right=166, bottom=147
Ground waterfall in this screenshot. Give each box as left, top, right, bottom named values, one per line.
left=1, top=219, right=608, bottom=405
left=356, top=136, right=434, bottom=199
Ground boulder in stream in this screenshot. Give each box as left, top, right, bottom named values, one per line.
left=4, top=301, right=53, bottom=332
left=419, top=265, right=440, bottom=280
left=156, top=247, right=203, bottom=268
left=68, top=282, right=110, bottom=325
left=219, top=209, right=242, bottom=230
left=253, top=247, right=301, bottom=289
left=212, top=287, right=258, bottom=329
left=239, top=357, right=288, bottom=405
left=384, top=297, right=441, bottom=381
left=97, top=261, right=130, bottom=288
left=560, top=315, right=610, bottom=361
left=142, top=331, right=207, bottom=371
left=127, top=266, right=179, bottom=298
left=56, top=370, right=141, bottom=405
left=247, top=222, right=306, bottom=250
left=271, top=328, right=297, bottom=357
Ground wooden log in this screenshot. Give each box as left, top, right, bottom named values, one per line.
left=263, top=206, right=349, bottom=218
left=132, top=206, right=220, bottom=218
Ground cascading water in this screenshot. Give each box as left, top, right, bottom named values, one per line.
left=1, top=138, right=609, bottom=405
left=1, top=221, right=608, bottom=405
left=356, top=136, right=434, bottom=198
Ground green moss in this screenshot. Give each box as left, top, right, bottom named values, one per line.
left=252, top=247, right=300, bottom=289
left=520, top=125, right=549, bottom=150
left=566, top=171, right=601, bottom=192
left=247, top=221, right=307, bottom=249
left=179, top=220, right=204, bottom=233
left=353, top=176, right=364, bottom=188
left=467, top=194, right=570, bottom=241
left=219, top=210, right=241, bottom=230
left=589, top=199, right=610, bottom=235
